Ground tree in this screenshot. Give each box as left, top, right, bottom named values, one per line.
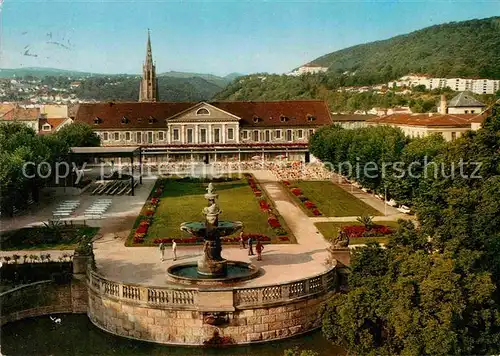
left=322, top=105, right=500, bottom=355
left=55, top=122, right=100, bottom=148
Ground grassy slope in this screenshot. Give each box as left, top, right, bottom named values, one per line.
left=290, top=181, right=381, bottom=217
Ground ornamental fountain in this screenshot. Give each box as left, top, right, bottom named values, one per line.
left=167, top=182, right=260, bottom=285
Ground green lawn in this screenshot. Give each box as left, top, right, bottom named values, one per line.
left=315, top=220, right=400, bottom=245
left=289, top=181, right=382, bottom=217
left=0, top=225, right=99, bottom=251
left=128, top=177, right=294, bottom=245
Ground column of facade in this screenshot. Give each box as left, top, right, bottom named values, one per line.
left=181, top=124, right=185, bottom=144
left=166, top=126, right=171, bottom=144
left=208, top=124, right=213, bottom=144
left=195, top=124, right=199, bottom=144
left=222, top=123, right=226, bottom=144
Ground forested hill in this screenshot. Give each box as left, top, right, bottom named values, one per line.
left=311, top=16, right=500, bottom=82
left=75, top=76, right=223, bottom=102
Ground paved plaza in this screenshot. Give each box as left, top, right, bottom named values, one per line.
left=1, top=170, right=414, bottom=288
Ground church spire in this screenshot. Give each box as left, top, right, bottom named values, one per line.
left=139, top=29, right=158, bottom=102
left=145, top=28, right=153, bottom=65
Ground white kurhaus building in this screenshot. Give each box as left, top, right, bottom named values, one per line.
left=75, top=32, right=332, bottom=163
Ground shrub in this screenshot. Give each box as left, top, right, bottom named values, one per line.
left=273, top=227, right=287, bottom=236
left=356, top=215, right=374, bottom=230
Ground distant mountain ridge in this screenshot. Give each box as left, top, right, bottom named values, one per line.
left=0, top=67, right=239, bottom=102
left=308, top=16, right=500, bottom=81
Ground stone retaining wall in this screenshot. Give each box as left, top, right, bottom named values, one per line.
left=0, top=279, right=88, bottom=325
left=88, top=287, right=331, bottom=345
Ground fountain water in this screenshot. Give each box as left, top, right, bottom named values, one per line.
left=167, top=183, right=260, bottom=285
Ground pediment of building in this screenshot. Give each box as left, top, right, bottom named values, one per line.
left=167, top=102, right=240, bottom=123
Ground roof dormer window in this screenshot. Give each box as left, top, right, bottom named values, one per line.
left=148, top=116, right=156, bottom=124
left=253, top=115, right=261, bottom=124
left=121, top=116, right=129, bottom=124
left=307, top=114, right=316, bottom=122
left=280, top=115, right=288, bottom=122
left=42, top=123, right=51, bottom=131
left=196, top=108, right=210, bottom=115
left=94, top=117, right=102, bottom=125
left=137, top=117, right=143, bottom=123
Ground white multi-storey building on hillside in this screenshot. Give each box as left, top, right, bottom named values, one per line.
left=388, top=74, right=500, bottom=94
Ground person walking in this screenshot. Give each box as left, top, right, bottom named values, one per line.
left=239, top=231, right=246, bottom=249
left=172, top=239, right=177, bottom=261
left=159, top=242, right=166, bottom=262
left=247, top=236, right=254, bottom=256
left=256, top=239, right=264, bottom=261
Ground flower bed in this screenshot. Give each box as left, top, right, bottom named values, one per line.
left=132, top=183, right=164, bottom=244
left=341, top=224, right=394, bottom=238
left=244, top=173, right=292, bottom=241
left=282, top=183, right=323, bottom=216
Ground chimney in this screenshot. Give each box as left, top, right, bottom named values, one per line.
left=440, top=94, right=447, bottom=114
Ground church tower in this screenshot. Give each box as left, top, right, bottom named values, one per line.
left=139, top=30, right=158, bottom=102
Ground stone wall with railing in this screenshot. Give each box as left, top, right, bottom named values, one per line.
left=0, top=279, right=88, bottom=326
left=87, top=266, right=341, bottom=345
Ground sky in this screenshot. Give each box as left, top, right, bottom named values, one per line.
left=0, top=0, right=499, bottom=76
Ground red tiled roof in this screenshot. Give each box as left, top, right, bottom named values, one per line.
left=38, top=118, right=68, bottom=135
left=211, top=100, right=332, bottom=127
left=366, top=113, right=487, bottom=127
left=0, top=107, right=40, bottom=121
left=74, top=101, right=332, bottom=129
left=331, top=114, right=377, bottom=122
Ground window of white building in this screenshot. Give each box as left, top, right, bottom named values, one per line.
left=125, top=132, right=131, bottom=141
left=214, top=128, right=220, bottom=143
left=158, top=131, right=164, bottom=141
left=196, top=108, right=210, bottom=115
left=228, top=128, right=234, bottom=140
left=136, top=132, right=142, bottom=143
left=103, top=132, right=108, bottom=141
left=253, top=130, right=259, bottom=142
left=297, top=129, right=303, bottom=139
left=114, top=132, right=119, bottom=141
left=286, top=129, right=292, bottom=142
left=187, top=129, right=193, bottom=143
left=200, top=128, right=207, bottom=143
left=148, top=132, right=153, bottom=144
left=265, top=130, right=270, bottom=142
left=242, top=130, right=248, bottom=139
left=173, top=129, right=180, bottom=141
left=275, top=130, right=282, bottom=139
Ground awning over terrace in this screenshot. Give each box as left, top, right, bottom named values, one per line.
left=70, top=146, right=143, bottom=195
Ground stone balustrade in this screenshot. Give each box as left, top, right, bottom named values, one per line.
left=87, top=266, right=340, bottom=345
left=88, top=266, right=336, bottom=310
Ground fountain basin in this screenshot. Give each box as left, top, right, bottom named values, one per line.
left=180, top=220, right=243, bottom=238
left=167, top=261, right=260, bottom=286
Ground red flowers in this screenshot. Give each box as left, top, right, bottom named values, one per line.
left=341, top=225, right=394, bottom=238
left=283, top=181, right=290, bottom=186
left=304, top=201, right=316, bottom=209
left=291, top=188, right=302, bottom=196
left=312, top=209, right=321, bottom=216
left=279, top=236, right=290, bottom=241
left=259, top=200, right=270, bottom=211
left=268, top=217, right=281, bottom=228
left=153, top=238, right=202, bottom=244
